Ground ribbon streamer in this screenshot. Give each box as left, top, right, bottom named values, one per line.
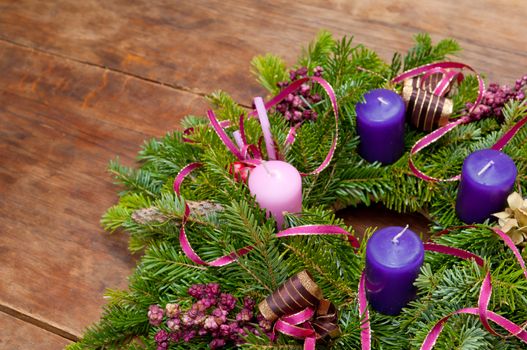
left=394, top=61, right=527, bottom=182
left=393, top=61, right=485, bottom=182
left=207, top=76, right=339, bottom=177
left=173, top=163, right=359, bottom=267
left=259, top=270, right=340, bottom=350
left=419, top=227, right=527, bottom=349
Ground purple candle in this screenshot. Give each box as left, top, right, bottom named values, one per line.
left=365, top=226, right=424, bottom=315
left=356, top=89, right=406, bottom=164
left=456, top=149, right=517, bottom=223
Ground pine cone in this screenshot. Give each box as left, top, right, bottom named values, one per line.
left=131, top=201, right=223, bottom=225
left=492, top=192, right=527, bottom=247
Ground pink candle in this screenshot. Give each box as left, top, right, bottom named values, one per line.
left=248, top=160, right=302, bottom=228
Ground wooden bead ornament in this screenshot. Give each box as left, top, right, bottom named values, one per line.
left=258, top=270, right=322, bottom=322
left=401, top=78, right=453, bottom=132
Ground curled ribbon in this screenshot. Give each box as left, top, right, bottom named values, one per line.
left=357, top=226, right=527, bottom=350
left=393, top=62, right=484, bottom=182
left=207, top=76, right=339, bottom=177
left=258, top=270, right=341, bottom=350
left=393, top=61, right=527, bottom=182
left=173, top=162, right=359, bottom=267
left=418, top=227, right=527, bottom=349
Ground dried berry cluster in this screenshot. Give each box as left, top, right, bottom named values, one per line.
left=147, top=283, right=272, bottom=349
left=467, top=75, right=527, bottom=120
left=275, top=66, right=324, bottom=125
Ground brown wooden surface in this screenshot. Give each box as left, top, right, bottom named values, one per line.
left=0, top=312, right=70, bottom=349
left=0, top=1, right=525, bottom=348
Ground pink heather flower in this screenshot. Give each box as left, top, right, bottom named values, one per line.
left=204, top=316, right=219, bottom=330
left=219, top=323, right=231, bottom=337
left=219, top=294, right=236, bottom=311
left=209, top=338, right=226, bottom=349
left=182, top=329, right=197, bottom=342
left=169, top=331, right=181, bottom=343
left=166, top=317, right=180, bottom=331
left=154, top=329, right=169, bottom=343
left=212, top=308, right=228, bottom=324
left=468, top=75, right=526, bottom=121
left=148, top=305, right=164, bottom=326
left=199, top=297, right=216, bottom=309
left=259, top=318, right=272, bottom=331
left=243, top=297, right=255, bottom=310
left=181, top=313, right=194, bottom=326
left=300, top=83, right=311, bottom=95
left=165, top=303, right=181, bottom=318
left=188, top=284, right=206, bottom=298
left=206, top=283, right=221, bottom=297
left=235, top=308, right=252, bottom=322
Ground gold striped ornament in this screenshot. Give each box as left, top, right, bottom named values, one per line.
left=401, top=78, right=454, bottom=132
left=258, top=270, right=341, bottom=339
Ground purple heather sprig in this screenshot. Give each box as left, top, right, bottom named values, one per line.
left=276, top=66, right=324, bottom=125
left=467, top=75, right=527, bottom=121
left=149, top=283, right=265, bottom=349
left=148, top=305, right=164, bottom=326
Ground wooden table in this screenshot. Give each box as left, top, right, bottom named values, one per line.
left=1, top=1, right=525, bottom=348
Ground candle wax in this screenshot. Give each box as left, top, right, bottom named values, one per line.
left=356, top=89, right=406, bottom=164
left=365, top=226, right=424, bottom=315
left=456, top=149, right=517, bottom=223
left=248, top=160, right=302, bottom=228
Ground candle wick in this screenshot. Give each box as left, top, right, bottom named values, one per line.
left=377, top=97, right=389, bottom=105
left=392, top=224, right=409, bottom=244
left=477, top=160, right=495, bottom=176
left=261, top=161, right=273, bottom=175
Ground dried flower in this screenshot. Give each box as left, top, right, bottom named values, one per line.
left=493, top=192, right=527, bottom=247
left=148, top=305, right=164, bottom=326
left=147, top=283, right=260, bottom=349
left=467, top=75, right=526, bottom=121
left=275, top=66, right=324, bottom=125
left=165, top=303, right=181, bottom=318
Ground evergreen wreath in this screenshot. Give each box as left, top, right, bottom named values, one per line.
left=68, top=31, right=527, bottom=350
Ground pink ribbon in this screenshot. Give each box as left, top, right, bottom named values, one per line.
left=393, top=62, right=485, bottom=182
left=173, top=162, right=359, bottom=268
left=274, top=307, right=317, bottom=350
left=358, top=272, right=371, bottom=350
left=393, top=61, right=527, bottom=182
left=418, top=227, right=527, bottom=349
left=356, top=226, right=527, bottom=350
left=207, top=76, right=339, bottom=176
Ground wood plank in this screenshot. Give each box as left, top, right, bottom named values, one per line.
left=0, top=311, right=70, bottom=349
left=0, top=41, right=207, bottom=336
left=0, top=0, right=525, bottom=105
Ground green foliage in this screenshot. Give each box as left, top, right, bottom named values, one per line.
left=403, top=33, right=461, bottom=71
left=251, top=54, right=288, bottom=95
left=72, top=31, right=527, bottom=350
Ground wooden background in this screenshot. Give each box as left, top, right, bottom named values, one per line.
left=0, top=0, right=526, bottom=348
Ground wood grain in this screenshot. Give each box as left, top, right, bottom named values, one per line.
left=0, top=41, right=207, bottom=337
left=0, top=312, right=71, bottom=349
left=0, top=0, right=525, bottom=105
left=0, top=0, right=526, bottom=347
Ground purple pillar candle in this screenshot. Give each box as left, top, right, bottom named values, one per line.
left=456, top=149, right=517, bottom=223
left=356, top=89, right=406, bottom=164
left=365, top=226, right=424, bottom=315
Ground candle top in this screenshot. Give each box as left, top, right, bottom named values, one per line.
left=462, top=149, right=517, bottom=187
left=248, top=160, right=302, bottom=203
left=355, top=89, right=406, bottom=123
left=366, top=226, right=424, bottom=268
